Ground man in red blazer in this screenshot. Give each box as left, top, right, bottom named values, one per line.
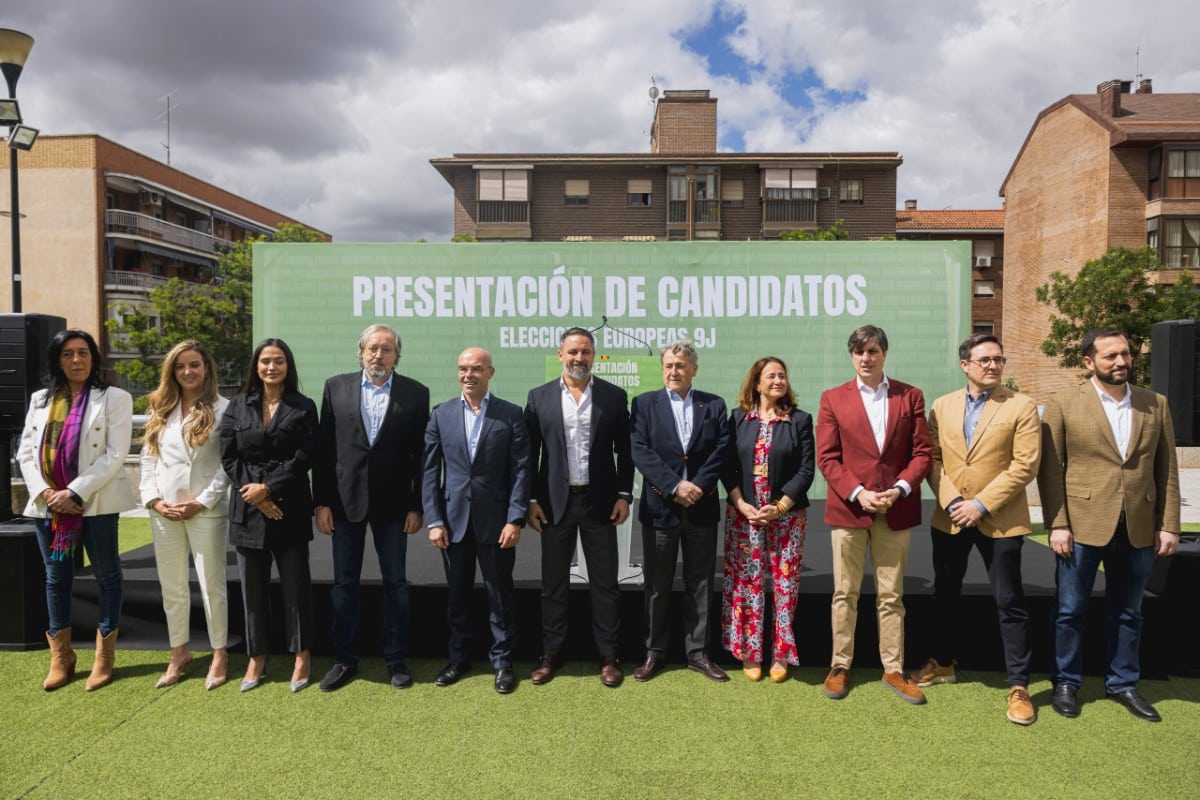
left=816, top=325, right=932, bottom=704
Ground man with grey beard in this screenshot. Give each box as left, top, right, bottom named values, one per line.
left=525, top=327, right=634, bottom=687
left=313, top=324, right=429, bottom=692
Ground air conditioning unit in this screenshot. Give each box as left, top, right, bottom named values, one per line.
left=818, top=186, right=832, bottom=200
left=975, top=256, right=991, bottom=268
left=140, top=189, right=162, bottom=207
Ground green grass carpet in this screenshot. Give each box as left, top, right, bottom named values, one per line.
left=3, top=651, right=1199, bottom=799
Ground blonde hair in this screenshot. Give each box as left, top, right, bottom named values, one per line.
left=142, top=340, right=220, bottom=455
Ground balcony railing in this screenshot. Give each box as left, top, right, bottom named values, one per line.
left=106, top=209, right=229, bottom=254
left=478, top=201, right=529, bottom=224
left=668, top=200, right=720, bottom=225
left=104, top=270, right=171, bottom=291
left=764, top=199, right=816, bottom=224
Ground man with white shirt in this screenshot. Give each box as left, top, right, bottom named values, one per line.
left=524, top=328, right=634, bottom=687
left=1038, top=327, right=1180, bottom=722
left=815, top=325, right=931, bottom=704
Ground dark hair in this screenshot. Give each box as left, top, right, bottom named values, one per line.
left=1081, top=327, right=1128, bottom=359
left=241, top=338, right=300, bottom=395
left=42, top=329, right=107, bottom=405
left=847, top=325, right=888, bottom=354
left=560, top=326, right=595, bottom=346
left=737, top=356, right=797, bottom=414
left=958, top=333, right=1003, bottom=362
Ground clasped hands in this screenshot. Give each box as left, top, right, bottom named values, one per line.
left=42, top=488, right=83, bottom=516
left=151, top=499, right=205, bottom=521
left=736, top=498, right=785, bottom=527
left=857, top=487, right=901, bottom=514
left=673, top=480, right=704, bottom=508
left=240, top=482, right=283, bottom=520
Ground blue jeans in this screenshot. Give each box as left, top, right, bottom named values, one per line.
left=1053, top=522, right=1156, bottom=692
left=35, top=513, right=123, bottom=637
left=330, top=518, right=410, bottom=667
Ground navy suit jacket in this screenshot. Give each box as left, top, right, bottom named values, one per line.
left=524, top=376, right=634, bottom=526
left=722, top=407, right=815, bottom=510
left=312, top=371, right=429, bottom=523
left=630, top=387, right=730, bottom=528
left=421, top=393, right=532, bottom=544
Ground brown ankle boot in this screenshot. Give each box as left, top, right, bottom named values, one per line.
left=43, top=629, right=77, bottom=691
left=86, top=629, right=118, bottom=691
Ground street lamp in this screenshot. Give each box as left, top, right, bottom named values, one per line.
left=1, top=28, right=35, bottom=313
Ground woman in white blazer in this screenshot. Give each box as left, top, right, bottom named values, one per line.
left=139, top=340, right=231, bottom=690
left=17, top=329, right=136, bottom=692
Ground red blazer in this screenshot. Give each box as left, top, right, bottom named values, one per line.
left=816, top=377, right=932, bottom=531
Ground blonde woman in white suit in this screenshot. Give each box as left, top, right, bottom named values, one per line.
left=140, top=340, right=232, bottom=690
left=18, top=329, right=137, bottom=692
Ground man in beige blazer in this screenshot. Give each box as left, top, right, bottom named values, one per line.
left=911, top=334, right=1041, bottom=724
left=1038, top=327, right=1180, bottom=723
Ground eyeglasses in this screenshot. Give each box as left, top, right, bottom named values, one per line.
left=968, top=357, right=1007, bottom=367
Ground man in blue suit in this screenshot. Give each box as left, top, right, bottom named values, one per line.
left=630, top=339, right=731, bottom=682
left=422, top=347, right=531, bottom=694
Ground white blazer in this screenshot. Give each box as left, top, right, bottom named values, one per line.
left=18, top=386, right=138, bottom=517
left=138, top=396, right=231, bottom=516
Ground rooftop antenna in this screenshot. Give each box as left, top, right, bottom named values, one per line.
left=648, top=75, right=659, bottom=105
left=1134, top=45, right=1142, bottom=88
left=156, top=90, right=178, bottom=165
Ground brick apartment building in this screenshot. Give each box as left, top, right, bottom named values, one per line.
left=431, top=90, right=901, bottom=242
left=895, top=201, right=1005, bottom=340
left=0, top=134, right=325, bottom=381
left=1000, top=78, right=1200, bottom=399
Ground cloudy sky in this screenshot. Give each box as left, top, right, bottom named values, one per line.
left=5, top=1, right=1197, bottom=241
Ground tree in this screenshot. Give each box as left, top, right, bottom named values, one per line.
left=107, top=222, right=327, bottom=392
left=780, top=219, right=850, bottom=241
left=1035, top=246, right=1200, bottom=385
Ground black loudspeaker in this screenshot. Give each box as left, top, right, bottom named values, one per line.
left=1150, top=319, right=1200, bottom=446
left=0, top=313, right=67, bottom=430
left=0, top=519, right=47, bottom=649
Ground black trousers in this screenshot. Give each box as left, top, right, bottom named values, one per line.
left=442, top=526, right=517, bottom=670
left=930, top=526, right=1031, bottom=686
left=236, top=532, right=314, bottom=658
left=539, top=494, right=621, bottom=657
left=642, top=512, right=717, bottom=660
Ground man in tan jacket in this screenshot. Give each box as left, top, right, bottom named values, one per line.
left=1038, top=327, right=1180, bottom=723
left=911, top=334, right=1041, bottom=724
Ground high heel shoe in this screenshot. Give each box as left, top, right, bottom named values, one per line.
left=156, top=651, right=193, bottom=689
left=290, top=651, right=311, bottom=693
left=742, top=661, right=763, bottom=682
left=241, top=656, right=266, bottom=692
left=769, top=661, right=788, bottom=683
left=205, top=649, right=228, bottom=690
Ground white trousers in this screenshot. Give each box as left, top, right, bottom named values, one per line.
left=151, top=512, right=230, bottom=649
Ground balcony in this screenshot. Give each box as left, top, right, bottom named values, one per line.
left=668, top=200, right=721, bottom=225
left=104, top=270, right=170, bottom=292
left=477, top=201, right=528, bottom=224
left=106, top=209, right=229, bottom=254
left=764, top=199, right=816, bottom=225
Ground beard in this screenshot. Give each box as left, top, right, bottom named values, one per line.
left=1095, top=366, right=1128, bottom=386
left=564, top=364, right=591, bottom=381
left=366, top=365, right=392, bottom=381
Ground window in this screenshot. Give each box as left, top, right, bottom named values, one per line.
left=564, top=179, right=590, bottom=206
left=1148, top=148, right=1162, bottom=200
left=721, top=179, right=744, bottom=207
left=1161, top=218, right=1200, bottom=268
left=477, top=170, right=529, bottom=223
left=974, top=240, right=996, bottom=268
left=627, top=179, right=652, bottom=207
left=763, top=168, right=817, bottom=224
left=973, top=280, right=995, bottom=297
left=973, top=321, right=995, bottom=335
left=1166, top=149, right=1200, bottom=198
left=667, top=166, right=720, bottom=226
left=839, top=179, right=863, bottom=203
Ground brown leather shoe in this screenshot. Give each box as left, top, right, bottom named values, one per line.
left=530, top=654, right=559, bottom=685
left=823, top=667, right=851, bottom=699
left=633, top=653, right=662, bottom=682
left=1007, top=686, right=1036, bottom=725
left=882, top=671, right=926, bottom=705
left=687, top=656, right=729, bottom=682
left=600, top=656, right=623, bottom=687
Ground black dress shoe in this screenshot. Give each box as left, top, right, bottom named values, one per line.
left=319, top=663, right=357, bottom=693
left=1107, top=688, right=1161, bottom=722
left=387, top=661, right=413, bottom=689
left=494, top=666, right=516, bottom=694
left=687, top=656, right=730, bottom=683
left=1051, top=683, right=1080, bottom=718
left=434, top=662, right=470, bottom=687
left=633, top=653, right=662, bottom=682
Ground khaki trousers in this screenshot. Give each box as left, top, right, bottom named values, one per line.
left=830, top=517, right=911, bottom=673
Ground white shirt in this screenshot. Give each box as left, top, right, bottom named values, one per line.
left=1092, top=377, right=1132, bottom=460
left=560, top=378, right=592, bottom=485
left=360, top=370, right=392, bottom=446
left=857, top=375, right=890, bottom=451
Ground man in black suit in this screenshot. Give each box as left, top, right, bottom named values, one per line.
left=525, top=327, right=634, bottom=687
left=630, top=339, right=731, bottom=682
left=313, top=324, right=429, bottom=692
left=422, top=347, right=532, bottom=694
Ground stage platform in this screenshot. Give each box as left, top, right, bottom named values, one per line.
left=25, top=501, right=1200, bottom=677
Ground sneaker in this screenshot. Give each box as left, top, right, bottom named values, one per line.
left=1006, top=686, right=1036, bottom=725
left=823, top=667, right=851, bottom=699
left=882, top=671, right=927, bottom=704
left=911, top=657, right=957, bottom=687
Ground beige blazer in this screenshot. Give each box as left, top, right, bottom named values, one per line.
left=18, top=386, right=138, bottom=517
left=928, top=385, right=1041, bottom=537
left=1037, top=381, right=1181, bottom=548
left=139, top=396, right=230, bottom=516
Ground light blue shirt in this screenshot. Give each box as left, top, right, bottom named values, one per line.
left=360, top=371, right=393, bottom=446
left=963, top=388, right=992, bottom=515
left=667, top=387, right=694, bottom=487
left=462, top=392, right=490, bottom=462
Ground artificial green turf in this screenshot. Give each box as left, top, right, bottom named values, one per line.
left=3, top=651, right=1198, bottom=799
